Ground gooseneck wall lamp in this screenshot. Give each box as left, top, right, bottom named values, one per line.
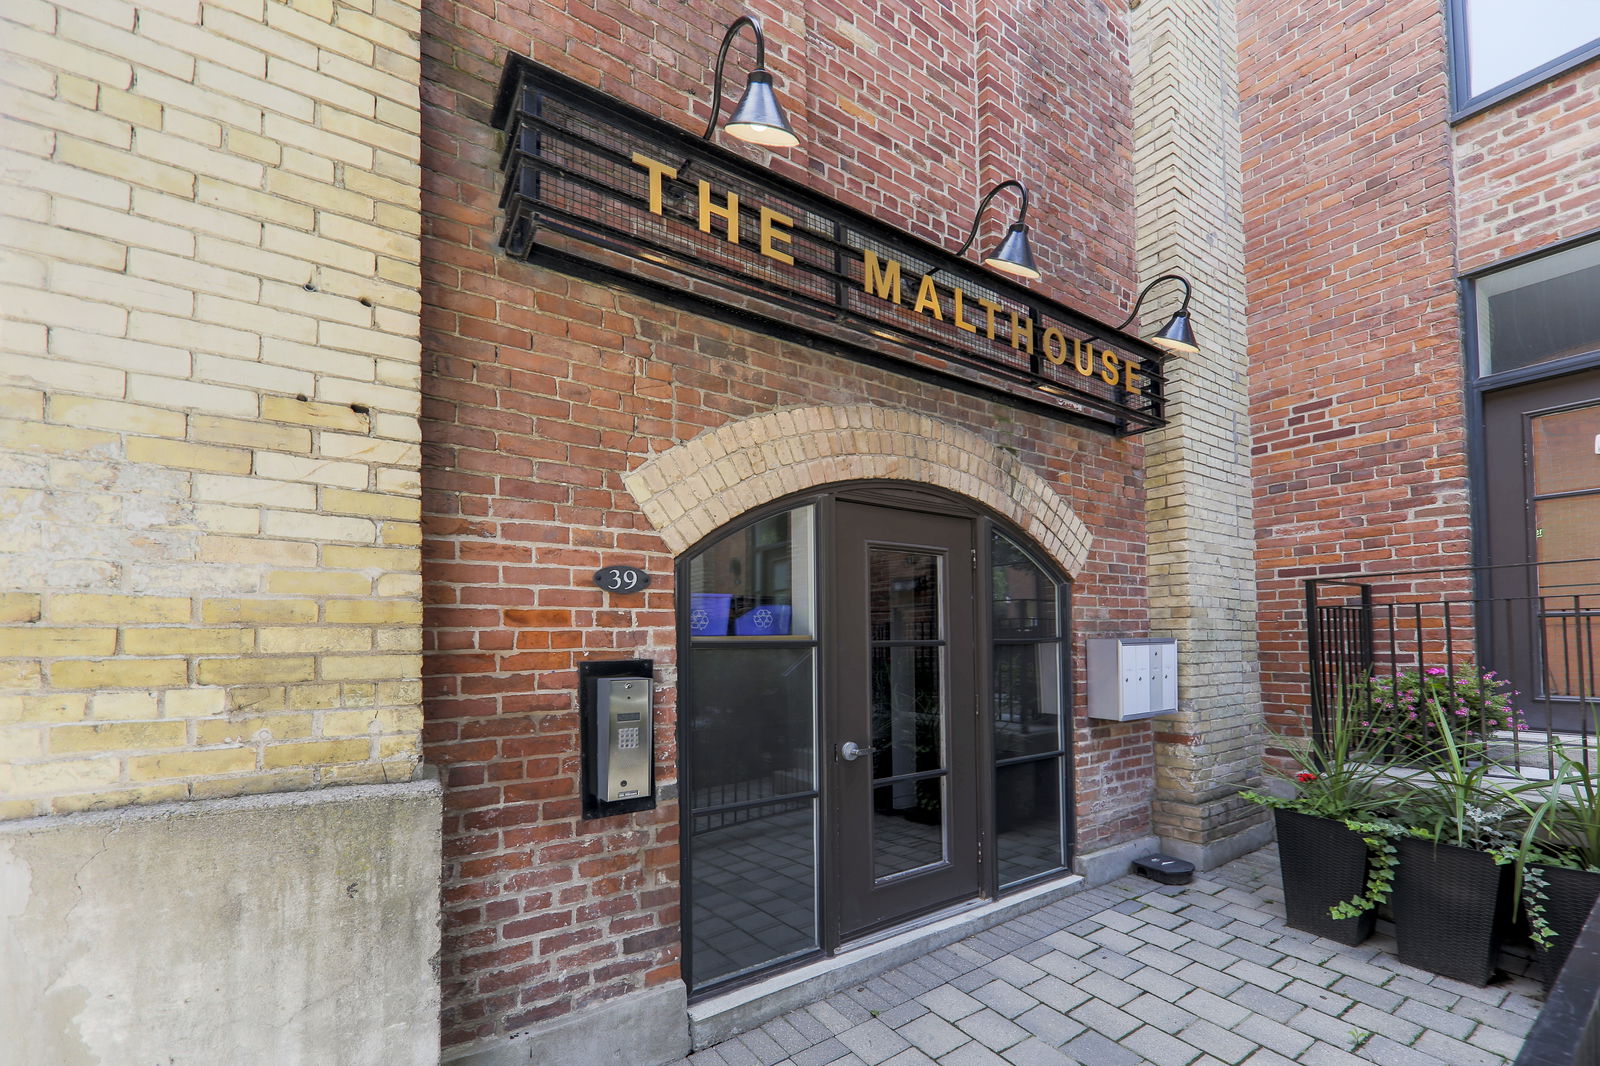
left=702, top=16, right=800, bottom=149
left=952, top=180, right=1041, bottom=281
left=1117, top=273, right=1200, bottom=354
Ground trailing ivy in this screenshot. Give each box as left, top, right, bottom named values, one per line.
left=1487, top=844, right=1557, bottom=951
left=1329, top=818, right=1415, bottom=920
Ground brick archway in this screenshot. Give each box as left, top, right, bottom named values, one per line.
left=621, top=404, right=1091, bottom=574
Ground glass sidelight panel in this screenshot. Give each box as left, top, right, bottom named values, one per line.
left=992, top=535, right=1059, bottom=638
left=687, top=648, right=816, bottom=804
left=688, top=801, right=817, bottom=987
left=990, top=528, right=1069, bottom=889
left=995, top=760, right=1063, bottom=885
left=684, top=505, right=820, bottom=993
left=992, top=643, right=1062, bottom=761
left=687, top=507, right=815, bottom=638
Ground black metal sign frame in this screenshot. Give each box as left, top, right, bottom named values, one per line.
left=491, top=55, right=1166, bottom=435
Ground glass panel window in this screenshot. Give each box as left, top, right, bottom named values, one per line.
left=1532, top=401, right=1600, bottom=495
left=1475, top=239, right=1600, bottom=377
left=1458, top=0, right=1600, bottom=103
left=992, top=643, right=1062, bottom=761
left=687, top=506, right=815, bottom=638
left=871, top=645, right=944, bottom=776
left=995, top=760, right=1063, bottom=886
left=689, top=801, right=818, bottom=987
left=872, top=780, right=946, bottom=879
left=687, top=648, right=816, bottom=805
left=866, top=546, right=950, bottom=881
left=869, top=549, right=941, bottom=641
left=992, top=535, right=1059, bottom=638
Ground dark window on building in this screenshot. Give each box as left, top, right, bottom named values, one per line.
left=1451, top=0, right=1600, bottom=113
left=1472, top=236, right=1600, bottom=378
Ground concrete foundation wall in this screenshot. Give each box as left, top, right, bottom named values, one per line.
left=0, top=780, right=442, bottom=1066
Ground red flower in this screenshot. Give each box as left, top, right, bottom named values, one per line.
left=1296, top=772, right=1317, bottom=782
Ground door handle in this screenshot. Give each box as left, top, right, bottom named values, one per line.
left=840, top=740, right=875, bottom=762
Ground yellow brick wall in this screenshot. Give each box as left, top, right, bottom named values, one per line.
left=1131, top=0, right=1265, bottom=845
left=0, top=0, right=423, bottom=819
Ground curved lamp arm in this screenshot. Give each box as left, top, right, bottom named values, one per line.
left=952, top=180, right=1031, bottom=258
left=1117, top=273, right=1192, bottom=331
left=703, top=15, right=767, bottom=141
left=1117, top=273, right=1200, bottom=354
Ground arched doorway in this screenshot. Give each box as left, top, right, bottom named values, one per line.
left=679, top=483, right=1074, bottom=995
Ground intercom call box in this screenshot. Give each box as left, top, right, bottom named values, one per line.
left=579, top=659, right=656, bottom=818
left=594, top=676, right=652, bottom=802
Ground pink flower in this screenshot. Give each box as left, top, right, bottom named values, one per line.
left=1425, top=667, right=1446, bottom=676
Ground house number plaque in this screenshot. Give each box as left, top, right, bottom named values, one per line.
left=593, top=565, right=651, bottom=593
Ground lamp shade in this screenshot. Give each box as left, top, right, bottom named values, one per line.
left=1151, top=310, right=1199, bottom=354
left=983, top=223, right=1041, bottom=280
left=723, top=71, right=799, bottom=148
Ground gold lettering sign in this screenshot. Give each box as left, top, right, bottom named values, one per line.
left=759, top=207, right=794, bottom=264
left=864, top=250, right=902, bottom=303
left=628, top=153, right=1154, bottom=400
left=633, top=153, right=797, bottom=269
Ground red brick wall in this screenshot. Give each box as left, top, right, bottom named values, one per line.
left=1456, top=62, right=1600, bottom=273
left=1238, top=0, right=1466, bottom=738
left=421, top=0, right=1150, bottom=1049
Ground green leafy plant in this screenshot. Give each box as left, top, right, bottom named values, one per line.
left=1328, top=816, right=1417, bottom=919
left=1400, top=690, right=1572, bottom=945
left=1239, top=684, right=1395, bottom=820
left=1486, top=842, right=1557, bottom=950
left=1236, top=686, right=1420, bottom=921
left=1348, top=1029, right=1374, bottom=1052
left=1399, top=688, right=1523, bottom=847
left=1542, top=705, right=1600, bottom=873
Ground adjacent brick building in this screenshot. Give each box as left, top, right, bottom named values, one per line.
left=1241, top=0, right=1600, bottom=744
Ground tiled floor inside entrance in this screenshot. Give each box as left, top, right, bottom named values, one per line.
left=668, top=847, right=1546, bottom=1066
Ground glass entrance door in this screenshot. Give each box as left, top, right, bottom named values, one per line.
left=680, top=489, right=1070, bottom=996
left=831, top=502, right=979, bottom=938
left=1482, top=368, right=1600, bottom=731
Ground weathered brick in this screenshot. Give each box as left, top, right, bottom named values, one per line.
left=51, top=721, right=188, bottom=753
left=128, top=748, right=256, bottom=781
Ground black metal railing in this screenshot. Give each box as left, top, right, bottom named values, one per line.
left=1305, top=558, right=1600, bottom=771
left=1514, top=893, right=1600, bottom=1066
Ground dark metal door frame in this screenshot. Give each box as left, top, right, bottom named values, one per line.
left=828, top=501, right=980, bottom=941
left=1480, top=368, right=1600, bottom=731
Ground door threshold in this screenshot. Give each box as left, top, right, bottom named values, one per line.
left=687, top=873, right=1085, bottom=1050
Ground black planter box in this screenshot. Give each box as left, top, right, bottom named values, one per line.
left=1535, top=863, right=1600, bottom=988
left=1273, top=809, right=1376, bottom=946
left=1391, top=837, right=1511, bottom=986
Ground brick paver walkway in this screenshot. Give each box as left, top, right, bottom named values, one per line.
left=668, top=847, right=1545, bottom=1066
